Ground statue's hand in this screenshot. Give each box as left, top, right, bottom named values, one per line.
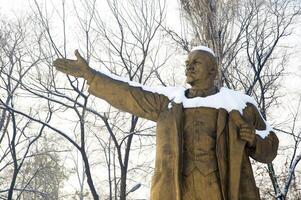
left=239, top=124, right=256, bottom=148
left=231, top=111, right=257, bottom=148
left=53, top=50, right=90, bottom=78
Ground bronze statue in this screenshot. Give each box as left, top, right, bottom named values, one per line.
left=53, top=47, right=278, bottom=200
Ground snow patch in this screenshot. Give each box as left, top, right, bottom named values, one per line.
left=98, top=70, right=273, bottom=138
left=191, top=45, right=216, bottom=57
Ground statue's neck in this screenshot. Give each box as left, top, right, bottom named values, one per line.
left=187, top=86, right=218, bottom=98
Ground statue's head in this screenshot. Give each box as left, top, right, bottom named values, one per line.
left=185, top=46, right=217, bottom=89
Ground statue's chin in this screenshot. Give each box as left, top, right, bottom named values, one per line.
left=186, top=80, right=195, bottom=87
left=186, top=76, right=194, bottom=85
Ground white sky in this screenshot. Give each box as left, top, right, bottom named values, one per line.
left=0, top=0, right=29, bottom=16
left=1, top=0, right=301, bottom=199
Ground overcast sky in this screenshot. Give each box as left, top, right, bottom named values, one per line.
left=1, top=0, right=301, bottom=199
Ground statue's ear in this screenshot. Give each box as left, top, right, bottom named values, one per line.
left=209, top=65, right=217, bottom=77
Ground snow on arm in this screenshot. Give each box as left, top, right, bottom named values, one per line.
left=98, top=70, right=273, bottom=138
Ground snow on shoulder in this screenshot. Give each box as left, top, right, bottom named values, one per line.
left=155, top=87, right=273, bottom=138
left=99, top=70, right=272, bottom=138
left=167, top=87, right=256, bottom=113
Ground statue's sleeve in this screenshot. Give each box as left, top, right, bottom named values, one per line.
left=243, top=103, right=279, bottom=163
left=87, top=71, right=169, bottom=122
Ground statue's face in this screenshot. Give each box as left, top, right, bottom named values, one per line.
left=185, top=51, right=217, bottom=88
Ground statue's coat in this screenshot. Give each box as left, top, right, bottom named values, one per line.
left=88, top=72, right=279, bottom=200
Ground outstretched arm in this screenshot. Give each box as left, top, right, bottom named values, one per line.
left=53, top=50, right=169, bottom=121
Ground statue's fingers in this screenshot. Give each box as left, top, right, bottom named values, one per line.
left=54, top=58, right=75, bottom=65
left=240, top=131, right=250, bottom=137
left=240, top=129, right=248, bottom=135
left=240, top=128, right=255, bottom=136
left=54, top=63, right=72, bottom=71
left=240, top=135, right=247, bottom=141
left=53, top=59, right=62, bottom=66
left=241, top=132, right=255, bottom=142
left=55, top=66, right=71, bottom=74
left=55, top=66, right=82, bottom=77
left=53, top=61, right=69, bottom=70
left=240, top=127, right=251, bottom=133
left=56, top=64, right=81, bottom=72
left=240, top=134, right=251, bottom=142
left=53, top=59, right=68, bottom=68
left=240, top=124, right=250, bottom=128
left=240, top=132, right=248, bottom=138
left=54, top=60, right=80, bottom=72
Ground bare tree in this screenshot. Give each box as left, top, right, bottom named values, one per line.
left=22, top=0, right=169, bottom=199
left=0, top=17, right=67, bottom=200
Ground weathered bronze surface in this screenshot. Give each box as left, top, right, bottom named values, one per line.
left=53, top=49, right=279, bottom=200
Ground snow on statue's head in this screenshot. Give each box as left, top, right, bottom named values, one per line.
left=191, top=45, right=216, bottom=57
left=188, top=45, right=218, bottom=78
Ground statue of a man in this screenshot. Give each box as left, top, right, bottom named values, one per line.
left=53, top=46, right=279, bottom=200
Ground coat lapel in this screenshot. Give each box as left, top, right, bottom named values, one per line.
left=217, top=108, right=227, bottom=140
left=172, top=103, right=184, bottom=200
left=150, top=102, right=183, bottom=200
left=228, top=111, right=247, bottom=200
left=216, top=108, right=228, bottom=200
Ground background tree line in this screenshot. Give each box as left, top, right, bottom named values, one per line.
left=0, top=0, right=301, bottom=199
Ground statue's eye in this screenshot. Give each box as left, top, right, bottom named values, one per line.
left=185, top=60, right=202, bottom=68
left=190, top=61, right=197, bottom=65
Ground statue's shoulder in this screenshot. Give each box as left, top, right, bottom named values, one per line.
left=218, top=87, right=258, bottom=113
left=219, top=87, right=255, bottom=101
